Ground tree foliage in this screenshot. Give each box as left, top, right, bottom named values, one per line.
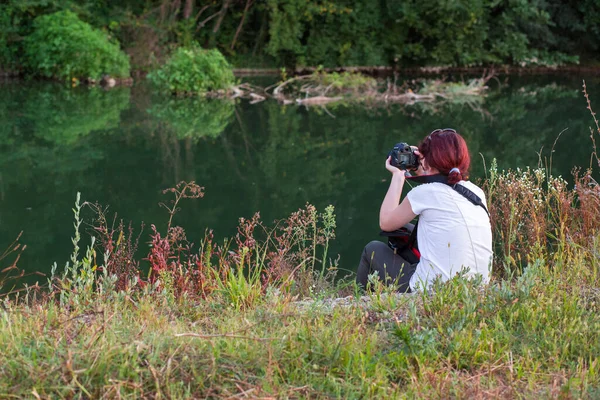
left=385, top=0, right=582, bottom=66
left=0, top=0, right=599, bottom=73
left=23, top=10, right=130, bottom=80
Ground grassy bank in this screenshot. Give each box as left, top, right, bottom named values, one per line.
left=2, top=261, right=599, bottom=399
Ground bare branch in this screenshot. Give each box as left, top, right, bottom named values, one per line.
left=231, top=0, right=255, bottom=50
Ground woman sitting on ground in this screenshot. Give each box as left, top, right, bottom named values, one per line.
left=356, top=128, right=493, bottom=292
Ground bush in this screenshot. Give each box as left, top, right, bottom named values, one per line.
left=148, top=44, right=235, bottom=95
left=23, top=10, right=130, bottom=81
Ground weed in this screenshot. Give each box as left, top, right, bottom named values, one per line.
left=49, top=193, right=99, bottom=307
left=0, top=232, right=27, bottom=296
left=583, top=80, right=600, bottom=169
left=87, top=202, right=144, bottom=291
left=159, top=180, right=205, bottom=232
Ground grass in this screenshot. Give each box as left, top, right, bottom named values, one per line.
left=1, top=85, right=600, bottom=399
left=1, top=239, right=599, bottom=398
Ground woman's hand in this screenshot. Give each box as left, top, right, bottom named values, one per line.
left=411, top=146, right=426, bottom=176
left=385, top=156, right=406, bottom=181
left=380, top=157, right=415, bottom=231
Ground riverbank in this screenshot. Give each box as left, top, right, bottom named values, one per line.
left=5, top=63, right=600, bottom=83
left=234, top=64, right=600, bottom=77
left=3, top=261, right=599, bottom=398
left=1, top=162, right=599, bottom=398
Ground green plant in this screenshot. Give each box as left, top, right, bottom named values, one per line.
left=147, top=44, right=235, bottom=95
left=214, top=246, right=264, bottom=310
left=24, top=10, right=130, bottom=81
left=50, top=193, right=100, bottom=307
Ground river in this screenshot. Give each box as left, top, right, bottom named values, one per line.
left=1, top=75, right=599, bottom=282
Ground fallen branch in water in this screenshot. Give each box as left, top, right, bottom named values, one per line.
left=222, top=69, right=492, bottom=108
left=296, top=95, right=343, bottom=105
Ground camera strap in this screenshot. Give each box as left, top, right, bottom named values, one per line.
left=406, top=174, right=490, bottom=217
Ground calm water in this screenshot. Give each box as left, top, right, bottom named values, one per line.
left=1, top=75, right=599, bottom=281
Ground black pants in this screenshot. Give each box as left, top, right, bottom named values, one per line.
left=356, top=240, right=418, bottom=293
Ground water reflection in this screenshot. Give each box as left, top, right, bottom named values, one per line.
left=0, top=77, right=598, bottom=279
left=149, top=97, right=235, bottom=140
left=0, top=83, right=130, bottom=145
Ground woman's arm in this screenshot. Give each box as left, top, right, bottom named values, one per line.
left=379, top=157, right=417, bottom=231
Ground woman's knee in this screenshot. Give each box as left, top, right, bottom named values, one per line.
left=363, top=240, right=389, bottom=260
left=361, top=241, right=395, bottom=274
left=357, top=241, right=388, bottom=286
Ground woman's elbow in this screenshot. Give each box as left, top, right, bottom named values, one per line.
left=379, top=218, right=394, bottom=232
left=380, top=212, right=412, bottom=231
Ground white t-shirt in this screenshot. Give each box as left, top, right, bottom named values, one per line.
left=406, top=181, right=492, bottom=291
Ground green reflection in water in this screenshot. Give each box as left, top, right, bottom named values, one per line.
left=149, top=97, right=235, bottom=140
left=1, top=83, right=130, bottom=145
left=0, top=77, right=598, bottom=281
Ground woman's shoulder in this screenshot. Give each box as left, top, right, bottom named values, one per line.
left=409, top=180, right=485, bottom=197
left=409, top=180, right=486, bottom=202
left=407, top=182, right=449, bottom=203
left=459, top=181, right=486, bottom=197
left=410, top=182, right=447, bottom=193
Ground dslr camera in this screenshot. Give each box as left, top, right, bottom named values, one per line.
left=388, top=142, right=419, bottom=171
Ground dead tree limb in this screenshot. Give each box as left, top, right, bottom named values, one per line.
left=231, top=0, right=255, bottom=50
left=212, top=0, right=232, bottom=35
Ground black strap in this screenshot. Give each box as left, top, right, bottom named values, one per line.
left=451, top=183, right=490, bottom=217
left=406, top=174, right=489, bottom=217
left=408, top=220, right=418, bottom=248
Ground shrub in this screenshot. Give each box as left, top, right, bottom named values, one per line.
left=23, top=10, right=130, bottom=81
left=148, top=44, right=235, bottom=95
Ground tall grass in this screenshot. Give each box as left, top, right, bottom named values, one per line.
left=1, top=86, right=600, bottom=398
left=485, top=162, right=600, bottom=280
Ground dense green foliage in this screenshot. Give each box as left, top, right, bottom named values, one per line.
left=23, top=10, right=130, bottom=80
left=148, top=45, right=235, bottom=94
left=1, top=0, right=599, bottom=73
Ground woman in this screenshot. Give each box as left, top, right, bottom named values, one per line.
left=356, top=128, right=493, bottom=292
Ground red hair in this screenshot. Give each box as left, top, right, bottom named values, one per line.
left=418, top=129, right=470, bottom=185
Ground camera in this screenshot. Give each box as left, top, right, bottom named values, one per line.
left=388, top=142, right=419, bottom=170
